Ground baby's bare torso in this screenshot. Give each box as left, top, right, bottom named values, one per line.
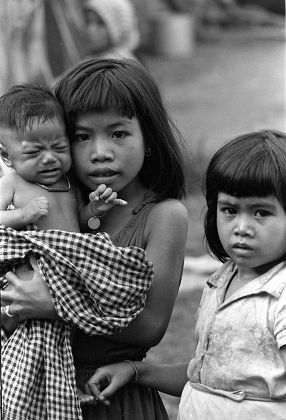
left=12, top=175, right=80, bottom=232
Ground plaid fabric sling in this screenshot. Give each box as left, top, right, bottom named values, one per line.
left=0, top=225, right=153, bottom=419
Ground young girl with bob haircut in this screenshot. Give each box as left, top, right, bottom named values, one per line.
left=85, top=130, right=286, bottom=420
left=1, top=58, right=189, bottom=419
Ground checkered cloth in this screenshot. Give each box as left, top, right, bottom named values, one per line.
left=0, top=225, right=153, bottom=419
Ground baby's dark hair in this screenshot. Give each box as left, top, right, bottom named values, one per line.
left=54, top=57, right=187, bottom=199
left=204, top=130, right=286, bottom=262
left=0, top=83, right=65, bottom=142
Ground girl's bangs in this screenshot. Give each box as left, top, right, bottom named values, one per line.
left=216, top=155, right=282, bottom=198
left=71, top=73, right=136, bottom=118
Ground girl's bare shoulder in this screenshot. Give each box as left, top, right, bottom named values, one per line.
left=150, top=198, right=188, bottom=219
left=147, top=198, right=189, bottom=232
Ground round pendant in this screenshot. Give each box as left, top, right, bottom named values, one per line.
left=88, top=217, right=101, bottom=230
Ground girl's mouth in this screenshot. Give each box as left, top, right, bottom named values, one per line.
left=88, top=169, right=119, bottom=183
left=232, top=242, right=252, bottom=250
left=232, top=243, right=254, bottom=256
left=89, top=168, right=118, bottom=177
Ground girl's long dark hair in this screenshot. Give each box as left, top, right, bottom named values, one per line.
left=204, top=130, right=286, bottom=262
left=54, top=57, right=189, bottom=199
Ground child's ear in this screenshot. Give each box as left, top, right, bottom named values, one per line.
left=0, top=143, right=13, bottom=167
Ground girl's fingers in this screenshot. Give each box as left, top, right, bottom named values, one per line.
left=89, top=191, right=97, bottom=201
left=87, top=382, right=102, bottom=400
left=77, top=388, right=95, bottom=405
left=85, top=381, right=110, bottom=406
left=89, top=185, right=127, bottom=207
left=114, top=198, right=128, bottom=206
left=97, top=379, right=121, bottom=401
left=79, top=395, right=95, bottom=405
left=98, top=187, right=114, bottom=201
left=1, top=275, right=17, bottom=309
left=89, top=184, right=107, bottom=201
left=4, top=270, right=19, bottom=287
left=85, top=371, right=112, bottom=406
left=103, top=191, right=117, bottom=203
left=0, top=290, right=12, bottom=306
left=29, top=256, right=39, bottom=271
left=96, top=184, right=107, bottom=195
left=97, top=394, right=110, bottom=406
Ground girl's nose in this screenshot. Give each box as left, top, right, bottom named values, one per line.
left=90, top=138, right=113, bottom=162
left=234, top=215, right=253, bottom=236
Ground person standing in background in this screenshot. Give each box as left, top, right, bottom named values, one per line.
left=82, top=0, right=140, bottom=59
left=0, top=0, right=87, bottom=94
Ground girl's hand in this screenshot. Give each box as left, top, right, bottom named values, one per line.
left=83, top=361, right=135, bottom=404
left=77, top=387, right=95, bottom=405
left=1, top=257, right=58, bottom=321
left=0, top=305, right=21, bottom=333
left=89, top=184, right=127, bottom=215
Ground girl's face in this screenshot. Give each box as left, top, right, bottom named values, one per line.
left=217, top=192, right=286, bottom=275
left=71, top=111, right=146, bottom=198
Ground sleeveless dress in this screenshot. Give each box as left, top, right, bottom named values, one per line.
left=73, top=192, right=169, bottom=419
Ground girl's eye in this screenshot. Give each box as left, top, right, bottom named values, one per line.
left=75, top=133, right=90, bottom=142
left=255, top=209, right=270, bottom=217
left=112, top=131, right=127, bottom=139
left=221, top=207, right=236, bottom=215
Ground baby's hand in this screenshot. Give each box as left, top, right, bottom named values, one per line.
left=23, top=197, right=49, bottom=223
left=89, top=184, right=127, bottom=215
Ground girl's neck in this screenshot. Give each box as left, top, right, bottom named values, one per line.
left=236, top=256, right=285, bottom=282
left=117, top=179, right=149, bottom=207
left=225, top=257, right=285, bottom=302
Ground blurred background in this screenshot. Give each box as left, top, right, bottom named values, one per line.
left=0, top=0, right=285, bottom=417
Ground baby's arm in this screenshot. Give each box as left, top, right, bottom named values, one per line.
left=0, top=175, right=49, bottom=228
left=0, top=175, right=49, bottom=229
left=79, top=184, right=127, bottom=230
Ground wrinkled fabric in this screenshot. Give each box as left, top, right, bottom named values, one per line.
left=0, top=225, right=153, bottom=419
left=180, top=260, right=286, bottom=419
left=178, top=382, right=286, bottom=420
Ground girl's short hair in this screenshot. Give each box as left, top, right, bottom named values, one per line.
left=204, top=130, right=286, bottom=262
left=0, top=84, right=65, bottom=137
left=54, top=57, right=187, bottom=199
